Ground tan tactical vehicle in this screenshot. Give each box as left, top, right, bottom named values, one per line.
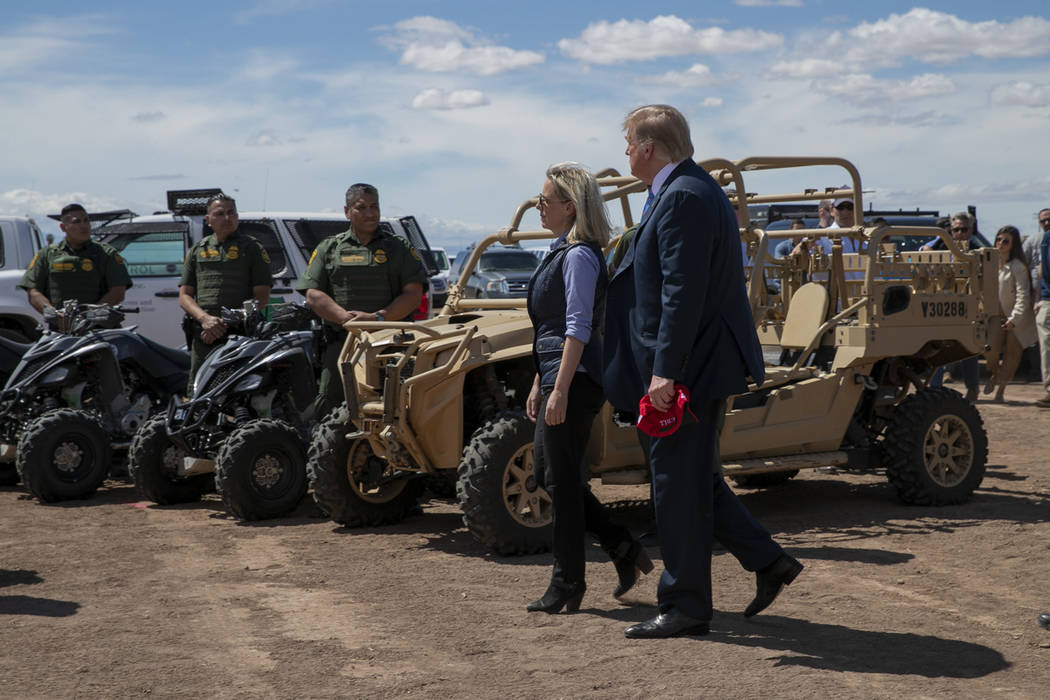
left=305, top=156, right=996, bottom=555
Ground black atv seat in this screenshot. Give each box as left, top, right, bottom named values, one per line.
left=0, top=334, right=33, bottom=355
left=139, top=335, right=191, bottom=371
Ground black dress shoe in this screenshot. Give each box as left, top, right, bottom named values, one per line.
left=624, top=610, right=709, bottom=638
left=612, top=539, right=655, bottom=599
left=744, top=553, right=803, bottom=618
left=1039, top=613, right=1050, bottom=630
left=526, top=583, right=585, bottom=614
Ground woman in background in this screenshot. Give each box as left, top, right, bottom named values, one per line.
left=984, top=225, right=1037, bottom=402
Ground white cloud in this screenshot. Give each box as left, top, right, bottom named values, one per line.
left=239, top=51, right=300, bottom=81
left=411, top=88, right=489, bottom=110
left=0, top=15, right=112, bottom=75
left=558, top=15, right=782, bottom=64
left=701, top=97, right=723, bottom=107
left=380, top=16, right=544, bottom=75
left=823, top=72, right=956, bottom=106
left=235, top=0, right=327, bottom=23
left=833, top=8, right=1050, bottom=67
left=0, top=189, right=125, bottom=221
left=990, top=81, right=1050, bottom=108
left=650, top=63, right=717, bottom=87
left=769, top=58, right=841, bottom=79
left=246, top=130, right=282, bottom=147
left=734, top=0, right=804, bottom=6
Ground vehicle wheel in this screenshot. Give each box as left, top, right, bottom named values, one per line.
left=215, top=419, right=307, bottom=521
left=16, top=409, right=111, bottom=502
left=128, top=414, right=209, bottom=504
left=882, top=387, right=987, bottom=505
left=306, top=404, right=423, bottom=527
left=457, top=410, right=551, bottom=555
left=730, top=470, right=800, bottom=489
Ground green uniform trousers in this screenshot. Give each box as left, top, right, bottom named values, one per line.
left=315, top=329, right=349, bottom=419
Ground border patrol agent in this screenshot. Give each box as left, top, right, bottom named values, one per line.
left=178, top=193, right=272, bottom=392
left=297, top=183, right=425, bottom=418
left=19, top=202, right=132, bottom=319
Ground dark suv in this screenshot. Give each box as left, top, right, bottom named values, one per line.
left=448, top=246, right=539, bottom=298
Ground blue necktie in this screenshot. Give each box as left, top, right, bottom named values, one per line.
left=642, top=189, right=655, bottom=218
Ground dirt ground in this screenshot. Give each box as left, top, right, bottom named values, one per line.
left=2, top=381, right=1049, bottom=699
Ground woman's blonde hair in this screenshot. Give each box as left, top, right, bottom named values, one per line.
left=545, top=162, right=611, bottom=248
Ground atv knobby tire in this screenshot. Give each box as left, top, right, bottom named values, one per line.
left=128, top=414, right=209, bottom=504
left=730, top=470, right=800, bottom=489
left=882, top=387, right=987, bottom=505
left=216, top=419, right=307, bottom=520
left=457, top=411, right=551, bottom=555
left=17, top=408, right=111, bottom=502
left=307, top=404, right=423, bottom=527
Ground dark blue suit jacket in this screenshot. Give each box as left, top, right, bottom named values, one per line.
left=603, top=159, right=764, bottom=412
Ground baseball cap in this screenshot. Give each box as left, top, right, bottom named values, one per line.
left=637, top=384, right=696, bottom=438
left=832, top=186, right=853, bottom=209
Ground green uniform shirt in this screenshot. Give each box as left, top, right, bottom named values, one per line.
left=18, top=239, right=133, bottom=306
left=180, top=230, right=272, bottom=311
left=296, top=227, right=426, bottom=326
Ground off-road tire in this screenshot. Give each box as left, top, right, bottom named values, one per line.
left=457, top=410, right=551, bottom=555
left=16, top=409, right=111, bottom=502
left=730, top=470, right=800, bottom=489
left=307, top=404, right=423, bottom=527
left=882, top=387, right=987, bottom=505
left=216, top=419, right=307, bottom=521
left=128, top=413, right=209, bottom=504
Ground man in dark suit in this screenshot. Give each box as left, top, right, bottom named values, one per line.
left=604, top=105, right=802, bottom=639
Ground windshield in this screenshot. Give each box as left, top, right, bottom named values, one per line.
left=431, top=249, right=449, bottom=271
left=96, top=223, right=188, bottom=277
left=478, top=251, right=540, bottom=273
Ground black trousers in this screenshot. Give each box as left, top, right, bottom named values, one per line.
left=649, top=397, right=783, bottom=620
left=533, top=372, right=632, bottom=589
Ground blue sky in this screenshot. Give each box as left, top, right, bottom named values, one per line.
left=2, top=1, right=1048, bottom=251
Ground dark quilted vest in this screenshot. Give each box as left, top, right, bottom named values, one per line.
left=526, top=241, right=607, bottom=391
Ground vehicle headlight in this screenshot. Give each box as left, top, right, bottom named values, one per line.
left=40, top=366, right=72, bottom=386
left=485, top=279, right=508, bottom=294
left=233, top=372, right=266, bottom=393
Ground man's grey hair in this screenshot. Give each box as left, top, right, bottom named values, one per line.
left=345, top=183, right=379, bottom=207
left=951, top=211, right=974, bottom=228
left=623, top=104, right=694, bottom=162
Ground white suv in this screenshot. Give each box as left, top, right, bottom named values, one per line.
left=93, top=189, right=439, bottom=347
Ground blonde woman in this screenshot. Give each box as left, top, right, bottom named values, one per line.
left=985, top=225, right=1037, bottom=402
left=524, top=162, right=651, bottom=614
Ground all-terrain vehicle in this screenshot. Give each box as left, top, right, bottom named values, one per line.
left=307, top=156, right=996, bottom=554
left=0, top=301, right=190, bottom=502
left=128, top=301, right=323, bottom=520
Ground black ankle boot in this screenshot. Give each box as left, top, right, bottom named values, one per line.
left=526, top=583, right=586, bottom=614
left=611, top=539, right=654, bottom=599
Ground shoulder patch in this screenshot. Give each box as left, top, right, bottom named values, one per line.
left=261, top=249, right=270, bottom=264
left=308, top=249, right=317, bottom=265
left=29, top=253, right=37, bottom=269
left=410, top=247, right=420, bottom=260
left=114, top=253, right=125, bottom=264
